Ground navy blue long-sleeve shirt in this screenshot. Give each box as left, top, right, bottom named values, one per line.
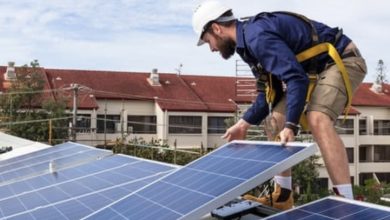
left=237, top=12, right=351, bottom=125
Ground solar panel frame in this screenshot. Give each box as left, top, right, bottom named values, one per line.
left=84, top=140, right=317, bottom=220
left=265, top=196, right=390, bottom=220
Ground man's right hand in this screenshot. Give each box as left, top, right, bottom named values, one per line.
left=221, top=119, right=251, bottom=142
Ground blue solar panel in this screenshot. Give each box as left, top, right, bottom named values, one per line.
left=85, top=140, right=317, bottom=220
left=0, top=154, right=176, bottom=219
left=0, top=142, right=112, bottom=183
left=0, top=142, right=81, bottom=168
left=265, top=196, right=390, bottom=220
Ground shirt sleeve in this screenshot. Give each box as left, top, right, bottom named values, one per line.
left=245, top=23, right=309, bottom=125
left=242, top=92, right=269, bottom=125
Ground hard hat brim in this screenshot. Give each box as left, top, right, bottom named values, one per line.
left=197, top=39, right=205, bottom=46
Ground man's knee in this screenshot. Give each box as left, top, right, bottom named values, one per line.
left=307, top=111, right=333, bottom=130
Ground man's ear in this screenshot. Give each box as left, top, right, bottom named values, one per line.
left=211, top=23, right=222, bottom=35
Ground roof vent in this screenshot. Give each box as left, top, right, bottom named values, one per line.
left=147, top=68, right=161, bottom=86
left=370, top=82, right=383, bottom=94
left=4, top=61, right=16, bottom=81
left=190, top=81, right=196, bottom=86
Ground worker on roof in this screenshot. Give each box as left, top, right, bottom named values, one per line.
left=192, top=0, right=366, bottom=210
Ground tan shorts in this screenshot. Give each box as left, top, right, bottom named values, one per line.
left=274, top=54, right=367, bottom=121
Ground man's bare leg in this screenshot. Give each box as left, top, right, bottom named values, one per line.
left=307, top=111, right=353, bottom=199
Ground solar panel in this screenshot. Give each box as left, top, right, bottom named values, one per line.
left=0, top=142, right=80, bottom=167
left=0, top=154, right=176, bottom=219
left=265, top=196, right=390, bottom=220
left=84, top=140, right=317, bottom=220
left=0, top=142, right=112, bottom=184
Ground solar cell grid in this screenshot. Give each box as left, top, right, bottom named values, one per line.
left=265, top=196, right=390, bottom=220
left=0, top=142, right=112, bottom=184
left=0, top=142, right=79, bottom=168
left=85, top=140, right=317, bottom=220
left=0, top=154, right=176, bottom=220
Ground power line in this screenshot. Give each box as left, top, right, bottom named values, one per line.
left=0, top=117, right=72, bottom=126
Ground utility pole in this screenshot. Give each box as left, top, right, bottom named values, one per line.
left=71, top=83, right=79, bottom=141
left=104, top=99, right=107, bottom=149
left=48, top=119, right=52, bottom=145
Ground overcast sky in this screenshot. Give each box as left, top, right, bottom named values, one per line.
left=0, top=0, right=388, bottom=82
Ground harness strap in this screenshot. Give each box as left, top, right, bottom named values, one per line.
left=296, top=42, right=353, bottom=123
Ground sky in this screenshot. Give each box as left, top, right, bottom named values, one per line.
left=0, top=0, right=389, bottom=82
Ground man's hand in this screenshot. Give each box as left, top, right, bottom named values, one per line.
left=221, top=119, right=251, bottom=142
left=279, top=127, right=295, bottom=145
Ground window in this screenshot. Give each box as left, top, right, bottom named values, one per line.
left=346, top=148, right=354, bottom=163
left=359, top=119, right=367, bottom=135
left=359, top=145, right=370, bottom=162
left=375, top=173, right=390, bottom=183
left=335, top=119, right=354, bottom=135
left=67, top=114, right=92, bottom=132
left=127, top=116, right=157, bottom=134
left=208, top=117, right=231, bottom=134
left=374, top=145, right=390, bottom=162
left=374, top=120, right=390, bottom=135
left=97, top=114, right=120, bottom=134
left=169, top=116, right=201, bottom=134
left=315, top=178, right=328, bottom=190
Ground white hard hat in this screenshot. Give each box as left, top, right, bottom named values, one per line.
left=192, top=0, right=235, bottom=46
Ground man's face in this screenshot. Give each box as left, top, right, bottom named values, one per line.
left=203, top=27, right=236, bottom=60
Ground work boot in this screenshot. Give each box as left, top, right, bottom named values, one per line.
left=243, top=184, right=294, bottom=211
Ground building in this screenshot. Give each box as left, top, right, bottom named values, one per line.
left=1, top=62, right=389, bottom=187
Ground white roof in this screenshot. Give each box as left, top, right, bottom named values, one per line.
left=0, top=132, right=51, bottom=160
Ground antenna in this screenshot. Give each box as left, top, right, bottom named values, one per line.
left=175, top=63, right=183, bottom=76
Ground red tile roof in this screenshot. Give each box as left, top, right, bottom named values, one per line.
left=0, top=66, right=55, bottom=108
left=352, top=83, right=390, bottom=107
left=44, top=69, right=256, bottom=112
left=1, top=66, right=389, bottom=114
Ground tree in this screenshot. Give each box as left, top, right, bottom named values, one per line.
left=0, top=60, right=68, bottom=144
left=293, top=155, right=326, bottom=204
left=375, top=59, right=387, bottom=84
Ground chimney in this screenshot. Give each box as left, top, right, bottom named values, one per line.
left=4, top=61, right=16, bottom=81
left=370, top=81, right=383, bottom=94
left=147, top=68, right=161, bottom=86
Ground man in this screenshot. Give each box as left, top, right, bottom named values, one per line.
left=192, top=0, right=367, bottom=210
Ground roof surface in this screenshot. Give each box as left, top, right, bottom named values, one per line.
left=2, top=65, right=389, bottom=113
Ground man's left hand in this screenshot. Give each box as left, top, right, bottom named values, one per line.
left=279, top=127, right=295, bottom=146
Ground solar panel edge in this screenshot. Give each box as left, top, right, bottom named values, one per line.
left=263, top=196, right=390, bottom=219
left=329, top=196, right=390, bottom=212
left=120, top=154, right=180, bottom=170
left=180, top=142, right=318, bottom=220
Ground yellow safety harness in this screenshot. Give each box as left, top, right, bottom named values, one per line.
left=295, top=43, right=353, bottom=130
left=258, top=12, right=353, bottom=131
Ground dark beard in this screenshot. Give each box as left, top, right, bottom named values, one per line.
left=216, top=35, right=236, bottom=60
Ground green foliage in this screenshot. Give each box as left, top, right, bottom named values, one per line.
left=293, top=155, right=325, bottom=205
left=292, top=155, right=321, bottom=192
left=113, top=137, right=211, bottom=165
left=296, top=181, right=321, bottom=204
left=0, top=60, right=68, bottom=144
left=353, top=179, right=390, bottom=206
